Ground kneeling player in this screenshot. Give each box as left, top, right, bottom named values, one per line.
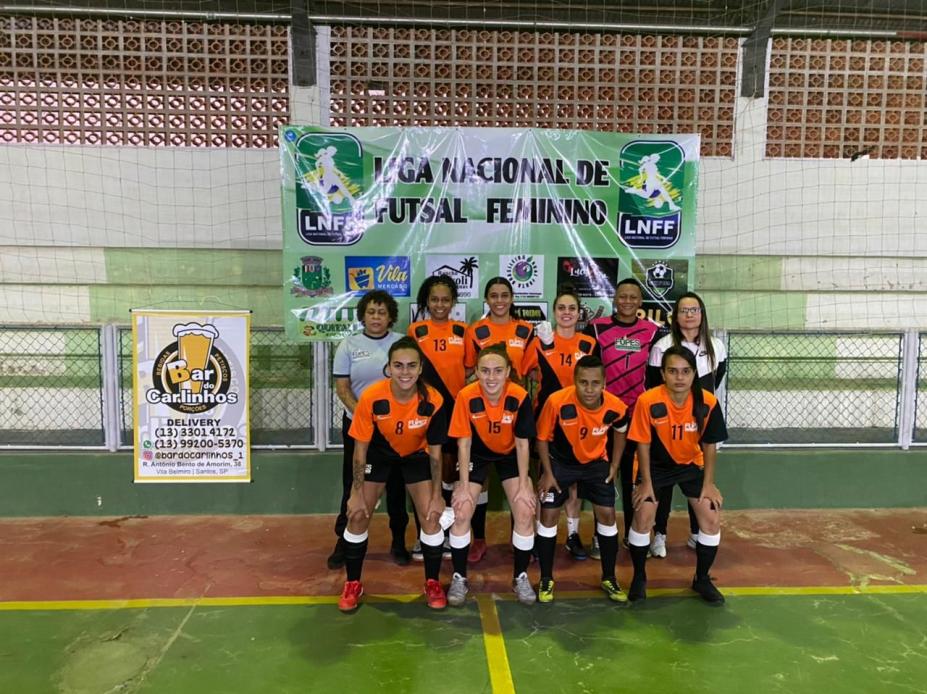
left=339, top=337, right=448, bottom=612
left=535, top=356, right=630, bottom=603
left=627, top=346, right=729, bottom=605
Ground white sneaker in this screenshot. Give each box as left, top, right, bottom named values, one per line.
left=687, top=533, right=698, bottom=550
left=447, top=572, right=470, bottom=606
left=442, top=536, right=452, bottom=560
left=513, top=571, right=537, bottom=605
left=412, top=540, right=424, bottom=562
left=649, top=532, right=667, bottom=559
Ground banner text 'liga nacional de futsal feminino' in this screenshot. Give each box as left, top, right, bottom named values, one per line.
left=132, top=310, right=251, bottom=483
left=281, top=127, right=699, bottom=340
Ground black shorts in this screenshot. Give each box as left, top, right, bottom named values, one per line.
left=459, top=455, right=520, bottom=485
left=638, top=463, right=704, bottom=500
left=541, top=458, right=615, bottom=509
left=365, top=453, right=432, bottom=485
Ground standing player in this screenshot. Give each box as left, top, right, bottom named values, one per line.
left=535, top=356, right=630, bottom=603
left=523, top=285, right=596, bottom=559
left=626, top=346, right=729, bottom=605
left=463, top=277, right=534, bottom=562
left=408, top=275, right=469, bottom=559
left=646, top=292, right=728, bottom=558
left=446, top=343, right=538, bottom=606
left=339, top=337, right=448, bottom=612
left=328, top=290, right=410, bottom=570
left=583, top=278, right=664, bottom=553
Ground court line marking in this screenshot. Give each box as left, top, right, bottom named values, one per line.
left=476, top=594, right=516, bottom=694
left=1, top=584, right=926, bottom=611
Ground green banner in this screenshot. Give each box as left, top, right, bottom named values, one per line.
left=281, top=127, right=699, bottom=341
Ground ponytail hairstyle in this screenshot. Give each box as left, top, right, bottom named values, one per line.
left=671, top=292, right=716, bottom=372
left=661, top=345, right=706, bottom=434
left=388, top=336, right=429, bottom=406
left=416, top=274, right=458, bottom=315
left=483, top=276, right=515, bottom=317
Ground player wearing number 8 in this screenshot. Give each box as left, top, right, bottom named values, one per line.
left=338, top=337, right=449, bottom=612
left=626, top=346, right=729, bottom=605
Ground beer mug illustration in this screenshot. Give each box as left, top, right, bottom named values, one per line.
left=171, top=323, right=219, bottom=395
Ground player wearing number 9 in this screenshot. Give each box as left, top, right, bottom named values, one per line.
left=626, top=346, right=729, bottom=605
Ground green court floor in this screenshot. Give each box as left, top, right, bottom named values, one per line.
left=2, top=592, right=925, bottom=694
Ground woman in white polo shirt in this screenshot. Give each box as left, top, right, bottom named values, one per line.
left=645, top=292, right=727, bottom=558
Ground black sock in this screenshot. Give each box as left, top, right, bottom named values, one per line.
left=513, top=548, right=532, bottom=577
left=688, top=503, right=700, bottom=535
left=472, top=502, right=488, bottom=540
left=344, top=538, right=368, bottom=582
left=695, top=542, right=718, bottom=580
left=629, top=544, right=648, bottom=582
left=451, top=545, right=469, bottom=577
left=422, top=540, right=443, bottom=581
left=536, top=534, right=556, bottom=580
left=597, top=532, right=619, bottom=582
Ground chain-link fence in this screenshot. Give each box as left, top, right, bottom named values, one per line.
left=6, top=324, right=927, bottom=449
left=117, top=327, right=314, bottom=448
left=725, top=332, right=903, bottom=445
left=914, top=333, right=927, bottom=444
left=0, top=326, right=106, bottom=446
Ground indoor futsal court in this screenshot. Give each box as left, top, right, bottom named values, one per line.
left=2, top=1, right=927, bottom=693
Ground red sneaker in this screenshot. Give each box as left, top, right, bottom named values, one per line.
left=338, top=580, right=364, bottom=612
left=424, top=579, right=447, bottom=609
left=467, top=539, right=487, bottom=564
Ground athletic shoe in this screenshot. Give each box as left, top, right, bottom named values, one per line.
left=600, top=578, right=629, bottom=603
left=425, top=578, right=447, bottom=609
left=513, top=572, right=537, bottom=605
left=468, top=538, right=487, bottom=563
left=442, top=536, right=452, bottom=560
left=565, top=533, right=588, bottom=560
left=327, top=539, right=346, bottom=570
left=411, top=540, right=424, bottom=562
left=390, top=543, right=412, bottom=566
left=338, top=580, right=364, bottom=612
left=589, top=535, right=601, bottom=560
left=692, top=576, right=725, bottom=605
left=687, top=533, right=698, bottom=550
left=538, top=578, right=555, bottom=604
left=649, top=532, right=667, bottom=559
left=447, top=572, right=470, bottom=606
left=628, top=576, right=647, bottom=603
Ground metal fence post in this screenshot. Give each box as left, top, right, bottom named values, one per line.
left=313, top=341, right=330, bottom=452
left=898, top=329, right=918, bottom=450
left=100, top=324, right=121, bottom=452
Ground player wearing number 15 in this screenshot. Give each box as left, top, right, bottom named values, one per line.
left=338, top=337, right=449, bottom=612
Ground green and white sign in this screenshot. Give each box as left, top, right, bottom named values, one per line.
left=281, top=127, right=699, bottom=341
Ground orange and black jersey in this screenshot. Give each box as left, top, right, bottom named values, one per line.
left=348, top=379, right=446, bottom=460
left=536, top=386, right=629, bottom=465
left=408, top=319, right=468, bottom=405
left=464, top=318, right=534, bottom=377
left=628, top=386, right=728, bottom=468
left=523, top=332, right=597, bottom=414
left=448, top=381, right=536, bottom=462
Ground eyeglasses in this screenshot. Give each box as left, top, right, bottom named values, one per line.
left=677, top=307, right=702, bottom=316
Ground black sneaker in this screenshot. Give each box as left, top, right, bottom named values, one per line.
left=628, top=575, right=647, bottom=603
left=327, top=539, right=346, bottom=570
left=691, top=576, right=725, bottom=605
left=390, top=543, right=412, bottom=566
left=565, top=533, right=588, bottom=560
